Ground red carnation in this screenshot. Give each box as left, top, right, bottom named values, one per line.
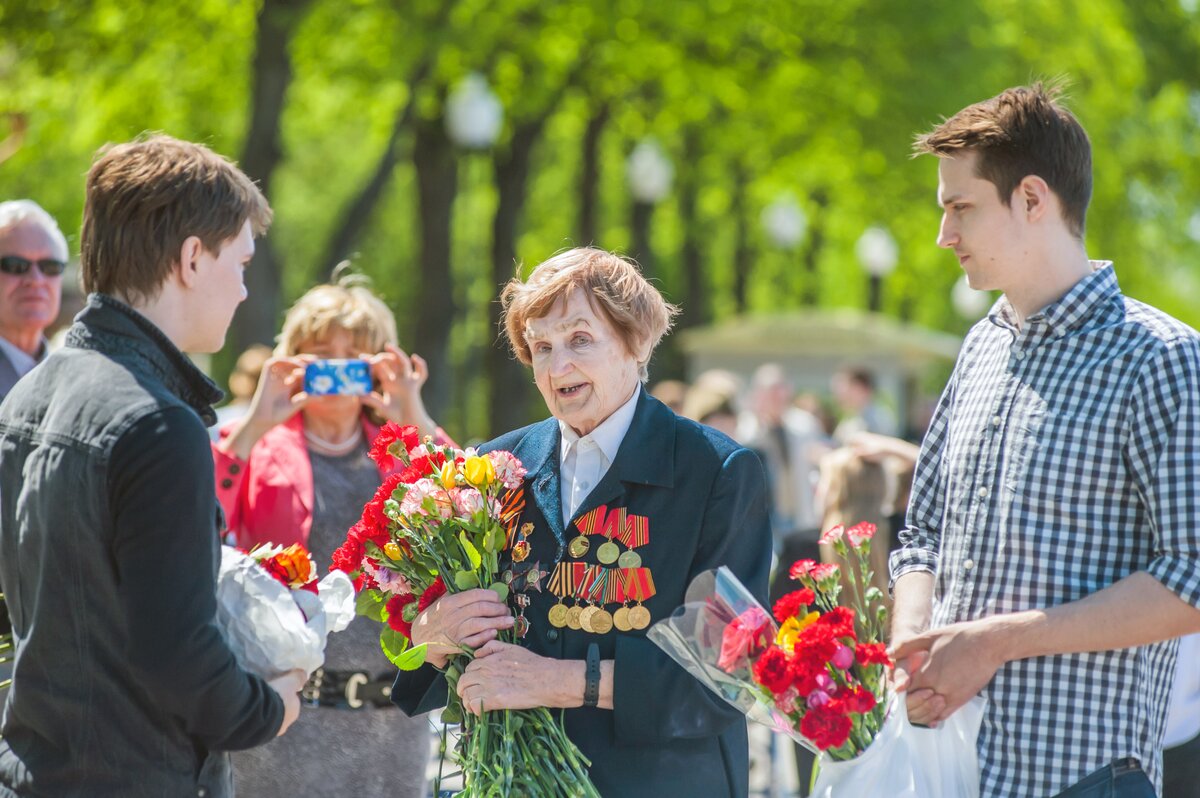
left=417, top=575, right=447, bottom=613
left=818, top=606, right=857, bottom=640
left=369, top=422, right=419, bottom=470
left=772, top=589, right=816, bottom=623
left=855, top=642, right=891, bottom=667
left=361, top=473, right=404, bottom=544
left=800, top=704, right=853, bottom=751
left=841, top=684, right=877, bottom=714
left=751, top=646, right=794, bottom=694
left=789, top=559, right=817, bottom=581
left=386, top=592, right=417, bottom=637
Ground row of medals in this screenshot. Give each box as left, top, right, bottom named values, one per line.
left=545, top=530, right=651, bottom=633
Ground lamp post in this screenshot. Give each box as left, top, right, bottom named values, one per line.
left=856, top=226, right=898, bottom=312
left=762, top=193, right=811, bottom=304
left=951, top=275, right=994, bottom=320
left=445, top=73, right=503, bottom=149
left=626, top=139, right=673, bottom=275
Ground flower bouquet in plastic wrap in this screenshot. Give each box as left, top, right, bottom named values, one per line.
left=216, top=542, right=356, bottom=678
left=648, top=523, right=984, bottom=797
left=331, top=422, right=600, bottom=798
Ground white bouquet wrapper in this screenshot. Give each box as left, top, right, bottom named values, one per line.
left=811, top=694, right=985, bottom=798
left=215, top=545, right=356, bottom=679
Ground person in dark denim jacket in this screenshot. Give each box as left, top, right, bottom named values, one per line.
left=0, top=135, right=303, bottom=798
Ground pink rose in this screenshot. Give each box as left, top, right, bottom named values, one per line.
left=717, top=606, right=773, bottom=673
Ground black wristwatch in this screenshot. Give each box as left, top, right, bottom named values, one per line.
left=583, top=643, right=601, bottom=707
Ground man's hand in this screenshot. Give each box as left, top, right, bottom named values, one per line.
left=410, top=589, right=514, bottom=669
left=889, top=617, right=1008, bottom=725
left=457, top=641, right=581, bottom=716
left=267, top=669, right=306, bottom=737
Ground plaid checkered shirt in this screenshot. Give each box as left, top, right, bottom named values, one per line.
left=890, top=263, right=1200, bottom=796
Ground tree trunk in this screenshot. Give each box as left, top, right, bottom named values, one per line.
left=233, top=0, right=311, bottom=353
left=486, top=120, right=544, bottom=436
left=629, top=201, right=654, bottom=279
left=576, top=104, right=609, bottom=246
left=677, top=128, right=707, bottom=328
left=412, top=115, right=458, bottom=420
left=800, top=189, right=828, bottom=306
left=730, top=163, right=752, bottom=315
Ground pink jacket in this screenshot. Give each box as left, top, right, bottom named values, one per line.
left=213, top=413, right=453, bottom=550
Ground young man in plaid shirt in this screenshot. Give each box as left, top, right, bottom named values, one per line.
left=889, top=84, right=1200, bottom=797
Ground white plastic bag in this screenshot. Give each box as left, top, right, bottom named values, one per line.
left=811, top=694, right=985, bottom=798
left=215, top=545, right=356, bottom=679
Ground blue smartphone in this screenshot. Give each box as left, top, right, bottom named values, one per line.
left=303, top=359, right=373, bottom=396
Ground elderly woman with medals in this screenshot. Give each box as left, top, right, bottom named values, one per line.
left=390, top=248, right=773, bottom=797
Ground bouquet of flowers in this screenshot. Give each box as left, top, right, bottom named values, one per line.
left=649, top=523, right=983, bottom=797
left=332, top=422, right=600, bottom=798
left=215, top=542, right=356, bottom=678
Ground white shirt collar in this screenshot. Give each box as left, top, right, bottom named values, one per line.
left=558, top=385, right=641, bottom=467
left=0, top=335, right=46, bottom=377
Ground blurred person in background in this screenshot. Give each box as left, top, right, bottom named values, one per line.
left=210, top=343, right=272, bottom=440
left=831, top=367, right=897, bottom=444
left=681, top=385, right=739, bottom=439
left=648, top=378, right=687, bottom=414
left=1162, top=634, right=1200, bottom=797
left=0, top=135, right=301, bottom=797
left=849, top=431, right=920, bottom=556
left=0, top=200, right=65, bottom=402
left=0, top=200, right=67, bottom=658
left=213, top=274, right=449, bottom=797
left=816, top=447, right=892, bottom=612
left=738, top=363, right=829, bottom=545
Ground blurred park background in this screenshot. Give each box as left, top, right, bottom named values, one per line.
left=2, top=0, right=1199, bottom=440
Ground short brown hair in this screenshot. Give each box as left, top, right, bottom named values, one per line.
left=80, top=134, right=271, bottom=302
left=501, top=248, right=679, bottom=382
left=913, top=83, right=1092, bottom=238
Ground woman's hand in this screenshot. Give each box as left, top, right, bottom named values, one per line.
left=360, top=344, right=439, bottom=436
left=409, top=589, right=514, bottom=669
left=217, top=356, right=310, bottom=460
left=457, top=641, right=584, bottom=716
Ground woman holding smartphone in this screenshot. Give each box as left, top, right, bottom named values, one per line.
left=213, top=272, right=452, bottom=797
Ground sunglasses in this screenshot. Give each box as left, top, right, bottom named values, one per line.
left=0, top=255, right=67, bottom=277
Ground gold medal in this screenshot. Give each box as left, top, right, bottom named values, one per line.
left=596, top=540, right=620, bottom=565
left=612, top=606, right=632, bottom=632
left=568, top=535, right=590, bottom=559
left=547, top=603, right=569, bottom=628
left=628, top=604, right=651, bottom=630
left=512, top=540, right=530, bottom=562
left=617, top=549, right=641, bottom=569
left=578, top=605, right=598, bottom=633
left=589, top=608, right=613, bottom=634
left=566, top=605, right=583, bottom=630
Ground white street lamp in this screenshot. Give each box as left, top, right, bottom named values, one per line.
left=1188, top=209, right=1200, bottom=243
left=445, top=73, right=503, bottom=149
left=625, top=139, right=673, bottom=204
left=856, top=226, right=899, bottom=277
left=951, top=275, right=994, bottom=319
left=761, top=194, right=808, bottom=250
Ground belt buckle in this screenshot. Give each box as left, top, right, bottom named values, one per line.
left=301, top=667, right=323, bottom=708
left=344, top=672, right=369, bottom=709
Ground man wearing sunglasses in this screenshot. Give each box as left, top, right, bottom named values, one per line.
left=0, top=200, right=66, bottom=403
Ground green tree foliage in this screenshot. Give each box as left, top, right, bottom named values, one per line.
left=2, top=0, right=1198, bottom=439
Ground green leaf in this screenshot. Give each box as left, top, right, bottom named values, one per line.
left=454, top=570, right=480, bottom=590
left=441, top=701, right=463, bottom=724
left=488, top=582, right=509, bottom=602
left=381, top=629, right=428, bottom=670
left=356, top=589, right=386, bottom=622
left=459, top=530, right=483, bottom=569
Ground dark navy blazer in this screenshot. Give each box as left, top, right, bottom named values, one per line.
left=392, top=388, right=773, bottom=797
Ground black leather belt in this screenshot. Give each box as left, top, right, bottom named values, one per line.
left=300, top=667, right=396, bottom=709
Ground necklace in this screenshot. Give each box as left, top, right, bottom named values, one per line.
left=303, top=426, right=364, bottom=456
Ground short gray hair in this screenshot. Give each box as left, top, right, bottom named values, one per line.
left=0, top=200, right=69, bottom=257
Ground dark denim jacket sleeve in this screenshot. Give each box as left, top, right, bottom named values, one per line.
left=109, top=407, right=283, bottom=750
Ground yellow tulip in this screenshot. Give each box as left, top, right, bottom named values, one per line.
left=463, top=455, right=495, bottom=489
left=776, top=611, right=820, bottom=651
left=383, top=541, right=403, bottom=560
left=439, top=461, right=457, bottom=488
